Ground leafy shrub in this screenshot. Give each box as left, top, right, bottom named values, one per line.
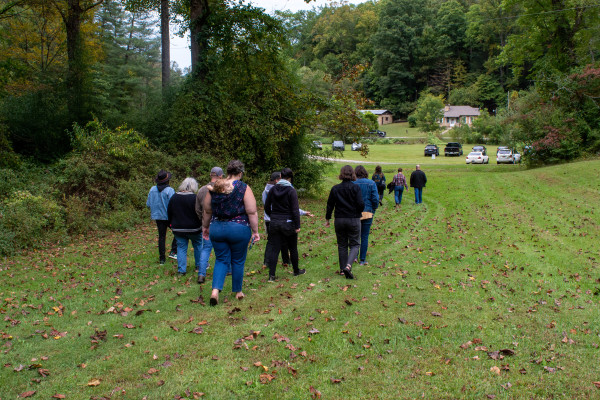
left=407, top=115, right=417, bottom=128
left=0, top=190, right=65, bottom=254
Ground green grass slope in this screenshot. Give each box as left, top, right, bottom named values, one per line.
left=1, top=160, right=599, bottom=399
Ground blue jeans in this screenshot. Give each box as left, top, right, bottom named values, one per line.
left=394, top=186, right=404, bottom=205
left=209, top=221, right=251, bottom=292
left=198, top=237, right=212, bottom=277
left=174, top=232, right=202, bottom=274
left=414, top=187, right=423, bottom=204
left=359, top=217, right=373, bottom=263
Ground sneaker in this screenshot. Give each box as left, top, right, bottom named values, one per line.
left=268, top=275, right=276, bottom=282
left=359, top=261, right=368, bottom=266
left=159, top=259, right=166, bottom=265
left=168, top=253, right=177, bottom=260
left=197, top=275, right=205, bottom=284
left=293, top=269, right=306, bottom=276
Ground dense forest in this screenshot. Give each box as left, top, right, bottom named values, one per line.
left=0, top=0, right=599, bottom=254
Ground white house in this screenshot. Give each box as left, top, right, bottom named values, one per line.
left=440, top=105, right=480, bottom=127
left=359, top=109, right=394, bottom=125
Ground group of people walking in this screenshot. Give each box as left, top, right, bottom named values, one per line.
left=146, top=162, right=427, bottom=305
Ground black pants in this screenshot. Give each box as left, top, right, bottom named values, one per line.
left=334, top=217, right=361, bottom=270
left=263, top=221, right=290, bottom=265
left=266, top=219, right=299, bottom=276
left=156, top=220, right=177, bottom=262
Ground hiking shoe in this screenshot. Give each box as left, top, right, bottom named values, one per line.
left=197, top=275, right=205, bottom=284
left=268, top=275, right=276, bottom=282
left=293, top=269, right=306, bottom=276
left=168, top=253, right=177, bottom=260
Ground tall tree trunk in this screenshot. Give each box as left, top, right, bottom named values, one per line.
left=160, top=0, right=170, bottom=90
left=53, top=0, right=103, bottom=124
left=190, top=0, right=208, bottom=75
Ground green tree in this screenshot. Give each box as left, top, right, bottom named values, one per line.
left=165, top=2, right=326, bottom=190
left=123, top=0, right=173, bottom=89
left=371, top=0, right=432, bottom=116
left=49, top=0, right=105, bottom=124
left=412, top=92, right=444, bottom=134
left=499, top=0, right=600, bottom=79
left=94, top=0, right=161, bottom=126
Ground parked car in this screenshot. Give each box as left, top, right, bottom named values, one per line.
left=466, top=151, right=489, bottom=164
left=351, top=142, right=362, bottom=151
left=496, top=146, right=509, bottom=155
left=332, top=141, right=345, bottom=151
left=444, top=142, right=463, bottom=156
left=312, top=140, right=323, bottom=150
left=424, top=144, right=439, bottom=156
left=368, top=130, right=387, bottom=138
left=497, top=148, right=521, bottom=164
left=472, top=145, right=487, bottom=155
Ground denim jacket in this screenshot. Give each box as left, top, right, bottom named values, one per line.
left=146, top=186, right=175, bottom=220
left=353, top=178, right=379, bottom=214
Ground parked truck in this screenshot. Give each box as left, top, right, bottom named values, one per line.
left=444, top=142, right=463, bottom=156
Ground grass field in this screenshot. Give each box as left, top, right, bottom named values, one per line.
left=1, top=155, right=599, bottom=399
left=328, top=143, right=505, bottom=167
left=379, top=122, right=424, bottom=138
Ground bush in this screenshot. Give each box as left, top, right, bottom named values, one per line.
left=407, top=115, right=417, bottom=128
left=0, top=190, right=65, bottom=254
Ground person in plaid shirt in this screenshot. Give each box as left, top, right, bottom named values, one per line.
left=392, top=168, right=409, bottom=207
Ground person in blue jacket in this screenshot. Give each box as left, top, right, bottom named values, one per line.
left=146, top=170, right=177, bottom=264
left=353, top=165, right=379, bottom=265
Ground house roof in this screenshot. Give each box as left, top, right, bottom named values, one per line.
left=358, top=110, right=393, bottom=115
left=443, top=106, right=480, bottom=118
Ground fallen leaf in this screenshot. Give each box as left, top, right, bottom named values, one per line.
left=490, top=366, right=501, bottom=375
left=123, top=324, right=135, bottom=329
left=87, top=379, right=101, bottom=386
left=52, top=395, right=66, bottom=399
left=309, top=386, right=322, bottom=399
left=259, top=373, right=276, bottom=384
left=406, top=302, right=415, bottom=306
left=19, top=391, right=36, bottom=398
left=593, top=382, right=600, bottom=389
left=330, top=377, right=343, bottom=384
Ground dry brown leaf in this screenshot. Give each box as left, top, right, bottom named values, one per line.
left=87, top=379, right=101, bottom=386
left=19, top=391, right=36, bottom=398
left=490, top=366, right=501, bottom=375
left=593, top=382, right=600, bottom=389
left=259, top=373, right=275, bottom=384
left=309, top=386, right=322, bottom=399
left=51, top=395, right=66, bottom=399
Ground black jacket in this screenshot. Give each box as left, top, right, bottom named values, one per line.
left=264, top=184, right=301, bottom=230
left=410, top=170, right=427, bottom=189
left=326, top=180, right=364, bottom=220
left=167, top=192, right=202, bottom=234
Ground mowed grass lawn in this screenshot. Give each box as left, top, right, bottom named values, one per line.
left=1, top=155, right=600, bottom=399
left=329, top=143, right=503, bottom=166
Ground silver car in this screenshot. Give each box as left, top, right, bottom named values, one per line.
left=497, top=149, right=521, bottom=164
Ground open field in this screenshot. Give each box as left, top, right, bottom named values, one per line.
left=379, top=122, right=424, bottom=138
left=327, top=143, right=506, bottom=166
left=1, top=157, right=600, bottom=399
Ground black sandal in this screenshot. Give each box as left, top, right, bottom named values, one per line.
left=342, top=265, right=354, bottom=279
